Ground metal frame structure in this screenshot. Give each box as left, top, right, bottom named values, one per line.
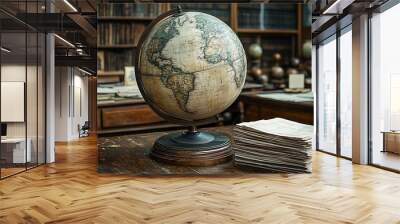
left=314, top=19, right=352, bottom=161
left=366, top=0, right=400, bottom=173
left=314, top=0, right=400, bottom=173
left=0, top=0, right=47, bottom=180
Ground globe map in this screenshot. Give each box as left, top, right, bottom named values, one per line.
left=137, top=11, right=247, bottom=121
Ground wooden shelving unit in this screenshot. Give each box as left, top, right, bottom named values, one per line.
left=97, top=16, right=155, bottom=21
left=97, top=3, right=310, bottom=134
left=97, top=70, right=124, bottom=76
left=97, top=44, right=137, bottom=49
left=236, top=28, right=298, bottom=35
left=97, top=3, right=173, bottom=134
left=166, top=3, right=306, bottom=60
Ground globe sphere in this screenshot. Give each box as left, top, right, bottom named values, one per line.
left=272, top=53, right=282, bottom=62
left=248, top=43, right=263, bottom=59
left=286, top=68, right=298, bottom=76
left=137, top=11, right=247, bottom=122
left=290, top=57, right=300, bottom=67
left=271, top=65, right=284, bottom=79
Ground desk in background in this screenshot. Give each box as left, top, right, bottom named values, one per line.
left=1, top=138, right=31, bottom=164
left=382, top=131, right=400, bottom=154
left=239, top=91, right=313, bottom=125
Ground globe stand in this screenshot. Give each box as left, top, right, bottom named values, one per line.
left=150, top=126, right=233, bottom=166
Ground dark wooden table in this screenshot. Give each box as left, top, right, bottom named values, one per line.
left=97, top=99, right=180, bottom=136
left=98, top=126, right=264, bottom=176
left=239, top=91, right=313, bottom=125
left=382, top=131, right=400, bottom=154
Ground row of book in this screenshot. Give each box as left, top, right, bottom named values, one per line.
left=98, top=23, right=145, bottom=46
left=98, top=50, right=136, bottom=72
left=98, top=84, right=142, bottom=103
left=98, top=3, right=160, bottom=18
left=171, top=3, right=231, bottom=25
left=233, top=118, right=313, bottom=173
left=238, top=5, right=297, bottom=29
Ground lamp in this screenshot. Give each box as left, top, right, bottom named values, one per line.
left=1, top=47, right=11, bottom=53
left=78, top=67, right=93, bottom=76
left=63, top=0, right=78, bottom=12
left=54, top=34, right=75, bottom=48
left=322, top=0, right=354, bottom=15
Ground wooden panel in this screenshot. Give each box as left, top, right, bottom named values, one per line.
left=240, top=92, right=313, bottom=125
left=101, top=105, right=163, bottom=128
left=384, top=132, right=400, bottom=154
left=243, top=101, right=313, bottom=124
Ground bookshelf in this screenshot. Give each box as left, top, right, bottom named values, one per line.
left=97, top=3, right=172, bottom=134
left=97, top=3, right=307, bottom=82
left=170, top=3, right=231, bottom=25
left=236, top=4, right=297, bottom=30
left=97, top=3, right=310, bottom=134
left=97, top=3, right=162, bottom=75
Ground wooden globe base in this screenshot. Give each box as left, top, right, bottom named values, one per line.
left=150, top=130, right=232, bottom=166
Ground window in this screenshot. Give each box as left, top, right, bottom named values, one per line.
left=370, top=3, right=400, bottom=171
left=316, top=24, right=353, bottom=158
left=0, top=1, right=47, bottom=179
left=317, top=35, right=337, bottom=154
left=339, top=27, right=352, bottom=158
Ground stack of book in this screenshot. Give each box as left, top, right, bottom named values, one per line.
left=97, top=85, right=142, bottom=103
left=237, top=4, right=296, bottom=29
left=233, top=118, right=313, bottom=173
left=98, top=3, right=160, bottom=17
left=171, top=3, right=231, bottom=25
left=98, top=50, right=136, bottom=71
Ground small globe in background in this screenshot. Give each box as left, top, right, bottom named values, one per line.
left=271, top=65, right=285, bottom=79
left=291, top=57, right=300, bottom=67
left=272, top=52, right=282, bottom=63
left=248, top=43, right=263, bottom=60
left=137, top=11, right=247, bottom=123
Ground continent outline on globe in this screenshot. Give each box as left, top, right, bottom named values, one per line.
left=137, top=10, right=247, bottom=122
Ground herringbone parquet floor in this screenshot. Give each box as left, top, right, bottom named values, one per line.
left=1, top=136, right=400, bottom=224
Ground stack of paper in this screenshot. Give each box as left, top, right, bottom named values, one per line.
left=97, top=84, right=142, bottom=102
left=233, top=118, right=313, bottom=173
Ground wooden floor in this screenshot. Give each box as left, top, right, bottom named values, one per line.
left=1, top=136, right=400, bottom=224
left=373, top=150, right=400, bottom=171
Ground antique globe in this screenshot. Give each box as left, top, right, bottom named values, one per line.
left=135, top=7, right=247, bottom=166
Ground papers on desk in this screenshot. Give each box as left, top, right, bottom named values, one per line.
left=233, top=118, right=313, bottom=173
left=97, top=84, right=143, bottom=102
left=288, top=74, right=305, bottom=89
left=257, top=92, right=313, bottom=103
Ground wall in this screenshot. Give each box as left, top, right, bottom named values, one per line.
left=55, top=67, right=89, bottom=141
left=1, top=63, right=46, bottom=165
left=1, top=65, right=43, bottom=139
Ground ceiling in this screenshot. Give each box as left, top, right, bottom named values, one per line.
left=0, top=0, right=97, bottom=73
